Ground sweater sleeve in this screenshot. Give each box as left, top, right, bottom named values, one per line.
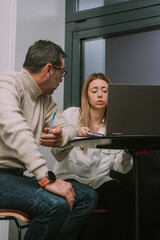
left=110, top=150, right=133, bottom=173
left=0, top=74, right=48, bottom=180
left=51, top=107, right=79, bottom=161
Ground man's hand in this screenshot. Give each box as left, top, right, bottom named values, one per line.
left=40, top=127, right=62, bottom=147
left=45, top=179, right=75, bottom=210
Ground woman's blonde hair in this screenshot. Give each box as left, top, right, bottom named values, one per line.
left=79, top=73, right=111, bottom=129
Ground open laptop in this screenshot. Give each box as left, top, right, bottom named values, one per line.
left=70, top=83, right=160, bottom=149
left=106, top=84, right=160, bottom=136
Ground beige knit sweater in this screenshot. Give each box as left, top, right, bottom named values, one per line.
left=0, top=69, right=78, bottom=180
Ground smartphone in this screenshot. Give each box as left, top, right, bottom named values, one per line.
left=85, top=131, right=104, bottom=137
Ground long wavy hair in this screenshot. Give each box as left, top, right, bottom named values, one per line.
left=79, top=73, right=111, bottom=130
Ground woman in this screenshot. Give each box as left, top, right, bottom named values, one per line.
left=52, top=73, right=133, bottom=240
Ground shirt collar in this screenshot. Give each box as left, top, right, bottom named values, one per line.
left=22, top=69, right=43, bottom=99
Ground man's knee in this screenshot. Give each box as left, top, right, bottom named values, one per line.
left=46, top=196, right=69, bottom=217
left=34, top=192, right=69, bottom=220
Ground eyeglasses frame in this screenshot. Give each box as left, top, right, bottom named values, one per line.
left=52, top=64, right=67, bottom=77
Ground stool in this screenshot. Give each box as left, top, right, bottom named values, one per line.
left=0, top=209, right=31, bottom=240
left=94, top=208, right=110, bottom=213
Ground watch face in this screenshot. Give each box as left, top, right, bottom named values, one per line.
left=47, top=171, right=56, bottom=182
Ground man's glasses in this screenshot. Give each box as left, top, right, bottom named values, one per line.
left=52, top=64, right=67, bottom=77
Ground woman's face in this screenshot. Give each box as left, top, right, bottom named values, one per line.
left=87, top=79, right=109, bottom=110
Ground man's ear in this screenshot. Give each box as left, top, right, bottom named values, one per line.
left=44, top=63, right=52, bottom=77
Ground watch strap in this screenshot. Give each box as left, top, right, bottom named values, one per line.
left=39, top=177, right=50, bottom=187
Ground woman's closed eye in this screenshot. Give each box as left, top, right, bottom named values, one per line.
left=92, top=90, right=97, bottom=93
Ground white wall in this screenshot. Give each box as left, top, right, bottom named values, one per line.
left=0, top=0, right=17, bottom=72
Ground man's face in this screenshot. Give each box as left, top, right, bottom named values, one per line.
left=42, top=58, right=64, bottom=95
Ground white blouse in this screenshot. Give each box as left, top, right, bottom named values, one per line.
left=53, top=107, right=133, bottom=189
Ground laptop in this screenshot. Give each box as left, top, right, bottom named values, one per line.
left=106, top=84, right=160, bottom=136
left=70, top=84, right=160, bottom=149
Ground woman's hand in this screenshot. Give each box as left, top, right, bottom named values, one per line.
left=79, top=127, right=90, bottom=136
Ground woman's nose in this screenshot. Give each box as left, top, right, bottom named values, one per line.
left=98, top=90, right=102, bottom=97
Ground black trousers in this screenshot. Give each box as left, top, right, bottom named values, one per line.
left=96, top=179, right=133, bottom=240
left=80, top=179, right=133, bottom=240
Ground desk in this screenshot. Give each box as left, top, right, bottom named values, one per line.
left=69, top=135, right=160, bottom=240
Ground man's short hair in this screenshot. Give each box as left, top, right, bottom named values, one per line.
left=23, top=40, right=67, bottom=73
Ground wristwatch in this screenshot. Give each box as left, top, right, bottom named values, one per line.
left=39, top=171, right=56, bottom=187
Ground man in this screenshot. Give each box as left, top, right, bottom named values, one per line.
left=0, top=40, right=98, bottom=240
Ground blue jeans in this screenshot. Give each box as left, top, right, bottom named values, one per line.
left=0, top=168, right=98, bottom=240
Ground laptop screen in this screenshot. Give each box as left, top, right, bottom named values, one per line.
left=106, top=84, right=160, bottom=136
